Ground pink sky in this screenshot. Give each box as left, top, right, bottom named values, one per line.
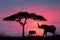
left=0, top=5, right=60, bottom=37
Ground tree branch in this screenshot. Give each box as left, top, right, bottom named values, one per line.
left=23, top=18, right=27, bottom=26
left=37, top=23, right=39, bottom=27
left=17, top=18, right=23, bottom=25
left=16, top=18, right=27, bottom=27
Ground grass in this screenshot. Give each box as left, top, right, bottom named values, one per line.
left=0, top=35, right=60, bottom=40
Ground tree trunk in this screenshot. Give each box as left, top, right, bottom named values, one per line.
left=22, top=25, right=24, bottom=37
left=18, top=18, right=27, bottom=37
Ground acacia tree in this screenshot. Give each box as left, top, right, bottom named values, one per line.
left=3, top=12, right=47, bottom=37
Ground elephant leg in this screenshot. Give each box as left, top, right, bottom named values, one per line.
left=54, top=30, right=57, bottom=36
left=43, top=33, right=45, bottom=37
left=43, top=31, right=46, bottom=37
left=53, top=32, right=54, bottom=36
left=46, top=32, right=47, bottom=37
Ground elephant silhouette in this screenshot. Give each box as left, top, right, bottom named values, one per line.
left=28, top=30, right=36, bottom=36
left=37, top=23, right=56, bottom=37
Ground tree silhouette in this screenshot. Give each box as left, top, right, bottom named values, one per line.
left=3, top=12, right=47, bottom=37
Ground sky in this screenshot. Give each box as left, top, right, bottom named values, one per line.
left=0, top=0, right=60, bottom=37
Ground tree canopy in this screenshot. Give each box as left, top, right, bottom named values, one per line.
left=3, top=12, right=47, bottom=21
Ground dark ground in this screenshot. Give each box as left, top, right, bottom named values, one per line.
left=0, top=35, right=60, bottom=40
